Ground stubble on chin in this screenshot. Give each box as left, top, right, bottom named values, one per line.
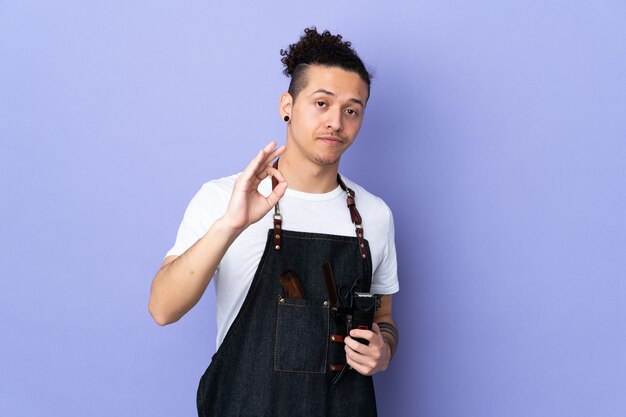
left=313, top=153, right=341, bottom=166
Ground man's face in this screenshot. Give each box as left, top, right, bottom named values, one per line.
left=284, top=65, right=369, bottom=168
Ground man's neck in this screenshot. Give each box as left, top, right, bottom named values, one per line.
left=278, top=152, right=340, bottom=194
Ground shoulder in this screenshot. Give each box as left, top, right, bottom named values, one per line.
left=198, top=173, right=241, bottom=194
left=192, top=173, right=242, bottom=202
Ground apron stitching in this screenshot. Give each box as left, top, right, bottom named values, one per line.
left=273, top=301, right=330, bottom=373
left=282, top=235, right=369, bottom=243
left=273, top=301, right=280, bottom=371
left=272, top=369, right=327, bottom=374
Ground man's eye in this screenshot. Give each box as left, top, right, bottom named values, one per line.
left=346, top=109, right=358, bottom=116
left=316, top=101, right=327, bottom=107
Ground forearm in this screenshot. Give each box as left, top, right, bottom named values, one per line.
left=148, top=217, right=241, bottom=325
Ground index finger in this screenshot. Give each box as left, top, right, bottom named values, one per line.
left=256, top=145, right=286, bottom=177
left=240, top=141, right=280, bottom=180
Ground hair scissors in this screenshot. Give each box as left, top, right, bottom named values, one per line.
left=337, top=277, right=361, bottom=309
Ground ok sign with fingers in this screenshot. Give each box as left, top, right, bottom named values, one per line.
left=221, top=141, right=288, bottom=233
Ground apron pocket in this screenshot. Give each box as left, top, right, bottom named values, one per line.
left=274, top=298, right=330, bottom=373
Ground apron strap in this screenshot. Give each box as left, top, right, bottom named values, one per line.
left=271, top=161, right=283, bottom=251
left=337, top=174, right=368, bottom=260
left=270, top=159, right=368, bottom=260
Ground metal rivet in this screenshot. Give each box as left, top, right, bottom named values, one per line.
left=323, top=300, right=329, bottom=306
left=331, top=335, right=336, bottom=342
left=362, top=254, right=367, bottom=259
left=275, top=245, right=280, bottom=250
left=358, top=233, right=363, bottom=238
left=330, top=365, right=336, bottom=371
left=275, top=224, right=281, bottom=229
left=360, top=243, right=364, bottom=248
left=275, top=234, right=280, bottom=239
left=279, top=298, right=285, bottom=304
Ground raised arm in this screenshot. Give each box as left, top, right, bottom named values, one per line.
left=148, top=142, right=287, bottom=325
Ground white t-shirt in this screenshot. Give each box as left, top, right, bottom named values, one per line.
left=166, top=174, right=399, bottom=348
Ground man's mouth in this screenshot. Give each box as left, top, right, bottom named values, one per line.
left=318, top=136, right=345, bottom=145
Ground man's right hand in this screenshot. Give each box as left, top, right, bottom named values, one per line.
left=221, top=141, right=287, bottom=232
left=148, top=142, right=287, bottom=325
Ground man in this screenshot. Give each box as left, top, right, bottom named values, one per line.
left=149, top=27, right=399, bottom=417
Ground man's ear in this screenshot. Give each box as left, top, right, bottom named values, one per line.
left=279, top=92, right=293, bottom=120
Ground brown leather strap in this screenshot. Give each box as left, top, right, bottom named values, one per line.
left=271, top=160, right=282, bottom=250
left=329, top=334, right=344, bottom=343
left=272, top=214, right=282, bottom=250
left=339, top=183, right=363, bottom=224
left=329, top=363, right=346, bottom=372
left=337, top=174, right=368, bottom=260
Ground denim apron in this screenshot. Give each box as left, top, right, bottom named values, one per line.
left=197, top=176, right=377, bottom=417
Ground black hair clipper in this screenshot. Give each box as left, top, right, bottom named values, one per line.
left=351, top=292, right=376, bottom=345
left=332, top=292, right=377, bottom=385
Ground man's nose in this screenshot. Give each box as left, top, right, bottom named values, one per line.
left=325, top=107, right=343, bottom=131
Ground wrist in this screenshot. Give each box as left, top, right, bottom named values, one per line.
left=378, top=322, right=399, bottom=360
left=211, top=217, right=245, bottom=241
left=382, top=340, right=392, bottom=370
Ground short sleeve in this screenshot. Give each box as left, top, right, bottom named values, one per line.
left=165, top=182, right=229, bottom=258
left=369, top=206, right=399, bottom=295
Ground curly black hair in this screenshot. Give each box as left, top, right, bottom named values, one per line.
left=280, top=27, right=372, bottom=100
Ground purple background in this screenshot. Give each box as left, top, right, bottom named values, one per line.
left=1, top=1, right=625, bottom=416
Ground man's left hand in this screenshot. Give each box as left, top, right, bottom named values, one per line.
left=344, top=322, right=390, bottom=376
